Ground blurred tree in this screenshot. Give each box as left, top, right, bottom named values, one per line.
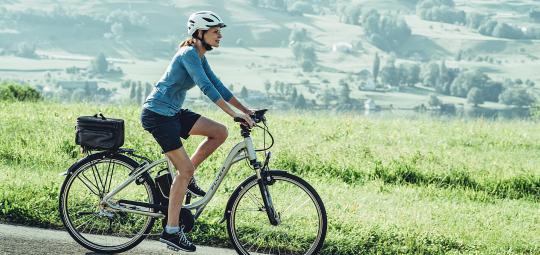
left=91, top=53, right=108, bottom=74
left=339, top=4, right=362, bottom=25
left=0, top=81, right=42, bottom=101
left=466, top=12, right=487, bottom=29
left=467, top=87, right=484, bottom=106
left=301, top=60, right=314, bottom=72
left=291, top=87, right=298, bottom=102
left=289, top=1, right=313, bottom=15
left=121, top=80, right=131, bottom=89
left=240, top=86, right=249, bottom=98
left=339, top=81, right=351, bottom=103
left=478, top=20, right=498, bottom=36
left=362, top=10, right=380, bottom=35
left=295, top=94, right=307, bottom=109
left=17, top=42, right=37, bottom=58
left=492, top=22, right=524, bottom=39
left=421, top=62, right=440, bottom=87
left=264, top=80, right=272, bottom=97
left=289, top=28, right=308, bottom=43
left=317, top=85, right=336, bottom=109
left=499, top=88, right=536, bottom=107
left=397, top=64, right=408, bottom=86
left=373, top=52, right=380, bottom=82
left=129, top=83, right=136, bottom=100
left=407, top=64, right=421, bottom=86
left=436, top=61, right=450, bottom=93
left=380, top=58, right=399, bottom=86
left=428, top=93, right=442, bottom=107
left=71, top=88, right=85, bottom=102
left=450, top=70, right=488, bottom=98
left=482, top=81, right=503, bottom=102
left=301, top=44, right=317, bottom=62
left=135, top=83, right=142, bottom=104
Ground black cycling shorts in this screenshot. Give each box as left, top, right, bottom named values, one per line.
left=140, top=108, right=201, bottom=153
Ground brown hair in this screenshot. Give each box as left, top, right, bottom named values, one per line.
left=178, top=37, right=196, bottom=49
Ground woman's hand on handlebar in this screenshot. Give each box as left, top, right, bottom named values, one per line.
left=234, top=112, right=255, bottom=128
left=244, top=109, right=255, bottom=116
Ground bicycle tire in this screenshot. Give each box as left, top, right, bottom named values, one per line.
left=226, top=170, right=327, bottom=255
left=58, top=152, right=157, bottom=254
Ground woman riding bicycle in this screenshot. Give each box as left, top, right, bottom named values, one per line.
left=140, top=11, right=255, bottom=252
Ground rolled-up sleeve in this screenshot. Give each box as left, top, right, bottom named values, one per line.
left=181, top=49, right=222, bottom=102
left=202, top=57, right=234, bottom=101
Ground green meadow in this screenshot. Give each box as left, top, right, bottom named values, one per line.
left=1, top=101, right=539, bottom=254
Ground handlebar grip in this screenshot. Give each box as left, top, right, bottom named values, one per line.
left=234, top=117, right=245, bottom=123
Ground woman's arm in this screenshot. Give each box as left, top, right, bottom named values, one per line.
left=181, top=49, right=253, bottom=126
left=215, top=98, right=255, bottom=127
left=227, top=96, right=253, bottom=115
left=201, top=58, right=253, bottom=115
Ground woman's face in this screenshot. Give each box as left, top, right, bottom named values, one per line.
left=202, top=27, right=222, bottom=47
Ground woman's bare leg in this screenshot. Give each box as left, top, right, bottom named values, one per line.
left=188, top=116, right=228, bottom=169
left=164, top=147, right=195, bottom=227
left=164, top=117, right=227, bottom=226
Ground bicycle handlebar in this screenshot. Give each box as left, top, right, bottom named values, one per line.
left=233, top=109, right=268, bottom=125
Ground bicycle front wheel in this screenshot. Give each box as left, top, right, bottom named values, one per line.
left=59, top=152, right=156, bottom=253
left=227, top=170, right=327, bottom=255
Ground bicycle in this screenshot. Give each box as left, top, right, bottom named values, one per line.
left=59, top=109, right=327, bottom=254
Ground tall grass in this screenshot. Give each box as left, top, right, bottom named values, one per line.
left=1, top=101, right=539, bottom=254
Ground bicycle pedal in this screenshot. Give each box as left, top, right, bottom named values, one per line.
left=167, top=245, right=180, bottom=252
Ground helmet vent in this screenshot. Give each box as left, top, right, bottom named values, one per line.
left=209, top=13, right=221, bottom=21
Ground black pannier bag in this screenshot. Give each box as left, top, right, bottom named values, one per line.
left=75, top=113, right=124, bottom=151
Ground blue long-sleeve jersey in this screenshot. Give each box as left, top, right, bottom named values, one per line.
left=143, top=46, right=233, bottom=116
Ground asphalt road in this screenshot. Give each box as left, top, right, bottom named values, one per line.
left=0, top=224, right=238, bottom=255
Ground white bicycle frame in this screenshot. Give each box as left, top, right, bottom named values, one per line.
left=102, top=135, right=261, bottom=219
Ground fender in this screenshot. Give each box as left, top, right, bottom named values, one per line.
left=220, top=170, right=288, bottom=223
left=58, top=151, right=139, bottom=176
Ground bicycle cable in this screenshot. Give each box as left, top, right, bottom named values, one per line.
left=255, top=121, right=274, bottom=152
left=243, top=120, right=274, bottom=170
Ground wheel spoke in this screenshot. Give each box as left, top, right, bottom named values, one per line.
left=230, top=174, right=326, bottom=255
left=245, top=189, right=265, bottom=209
left=60, top=158, right=155, bottom=253
left=90, top=163, right=104, bottom=195
left=77, top=173, right=100, bottom=196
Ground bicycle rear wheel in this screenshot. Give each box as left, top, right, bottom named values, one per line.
left=227, top=170, right=327, bottom=255
left=59, top=152, right=156, bottom=253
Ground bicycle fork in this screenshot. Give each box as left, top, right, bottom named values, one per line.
left=255, top=151, right=280, bottom=226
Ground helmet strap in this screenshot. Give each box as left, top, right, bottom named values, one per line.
left=195, top=30, right=213, bottom=51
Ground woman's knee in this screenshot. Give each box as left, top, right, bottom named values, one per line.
left=213, top=124, right=228, bottom=142
left=176, top=165, right=195, bottom=178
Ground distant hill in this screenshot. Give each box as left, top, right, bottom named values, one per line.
left=0, top=0, right=539, bottom=109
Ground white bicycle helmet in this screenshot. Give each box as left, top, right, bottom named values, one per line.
left=187, top=11, right=226, bottom=36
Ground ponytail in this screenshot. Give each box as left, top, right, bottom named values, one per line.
left=178, top=37, right=196, bottom=49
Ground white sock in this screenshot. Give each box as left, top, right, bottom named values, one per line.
left=165, top=225, right=180, bottom=234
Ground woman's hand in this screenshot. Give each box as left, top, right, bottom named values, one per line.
left=234, top=112, right=255, bottom=127
left=245, top=109, right=255, bottom=116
